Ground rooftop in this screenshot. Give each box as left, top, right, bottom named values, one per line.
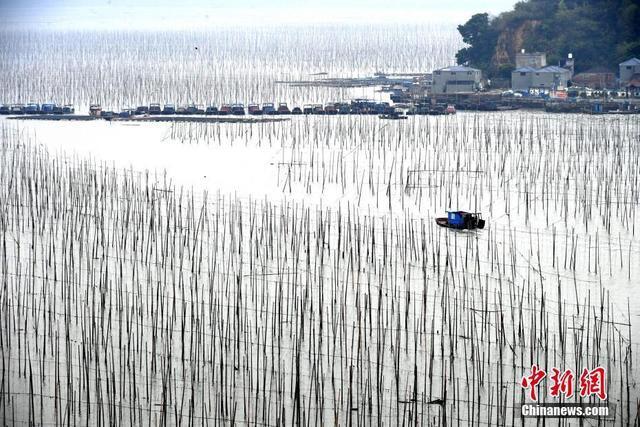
left=513, top=66, right=537, bottom=73
left=620, top=58, right=640, bottom=66
left=538, top=65, right=570, bottom=73
left=437, top=65, right=480, bottom=72
left=573, top=67, right=615, bottom=75
left=512, top=65, right=570, bottom=74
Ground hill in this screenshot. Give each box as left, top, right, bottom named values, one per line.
left=456, top=0, right=640, bottom=78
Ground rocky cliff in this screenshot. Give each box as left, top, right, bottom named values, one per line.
left=491, top=20, right=542, bottom=70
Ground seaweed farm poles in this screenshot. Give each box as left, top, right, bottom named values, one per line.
left=1, top=124, right=638, bottom=425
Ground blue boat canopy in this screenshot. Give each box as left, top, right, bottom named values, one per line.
left=447, top=211, right=465, bottom=227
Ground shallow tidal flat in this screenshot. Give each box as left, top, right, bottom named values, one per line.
left=1, top=109, right=639, bottom=425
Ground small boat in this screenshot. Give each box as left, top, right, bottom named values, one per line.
left=324, top=103, right=338, bottom=115
left=149, top=103, right=162, bottom=115
left=248, top=104, right=262, bottom=115
left=379, top=111, right=407, bottom=120
left=25, top=103, right=40, bottom=114
left=277, top=103, right=290, bottom=114
left=135, top=105, right=149, bottom=115
left=41, top=103, right=55, bottom=114
left=89, top=104, right=102, bottom=117
left=231, top=103, right=245, bottom=115
left=366, top=101, right=379, bottom=114
left=374, top=102, right=390, bottom=114
left=435, top=211, right=485, bottom=230
left=351, top=99, right=375, bottom=114
left=338, top=104, right=351, bottom=114
left=262, top=103, right=276, bottom=115
left=496, top=105, right=519, bottom=111
left=10, top=104, right=25, bottom=114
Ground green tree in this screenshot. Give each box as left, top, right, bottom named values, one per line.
left=455, top=13, right=499, bottom=71
left=456, top=0, right=640, bottom=77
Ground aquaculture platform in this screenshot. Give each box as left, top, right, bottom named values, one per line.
left=7, top=114, right=290, bottom=124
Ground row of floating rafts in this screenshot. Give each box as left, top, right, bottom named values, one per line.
left=0, top=103, right=75, bottom=115
left=90, top=99, right=407, bottom=118
left=405, top=103, right=456, bottom=115
left=1, top=101, right=455, bottom=118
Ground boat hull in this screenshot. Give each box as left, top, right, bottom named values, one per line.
left=435, top=217, right=485, bottom=230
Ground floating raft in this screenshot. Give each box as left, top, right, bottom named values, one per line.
left=8, top=115, right=290, bottom=124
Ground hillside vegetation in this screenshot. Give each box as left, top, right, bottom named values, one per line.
left=456, top=0, right=640, bottom=78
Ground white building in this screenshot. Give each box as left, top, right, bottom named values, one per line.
left=511, top=65, right=571, bottom=93
left=432, top=65, right=481, bottom=94
left=515, top=51, right=547, bottom=69
left=619, top=58, right=640, bottom=85
left=511, top=67, right=537, bottom=92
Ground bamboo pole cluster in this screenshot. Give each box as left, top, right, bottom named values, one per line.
left=168, top=113, right=640, bottom=236
left=1, top=123, right=638, bottom=426
left=0, top=26, right=461, bottom=112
